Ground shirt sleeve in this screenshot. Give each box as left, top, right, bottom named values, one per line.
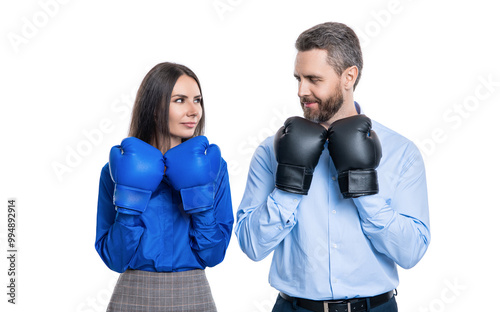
left=188, top=159, right=234, bottom=267
left=235, top=141, right=303, bottom=261
left=94, top=163, right=145, bottom=273
left=353, top=143, right=431, bottom=269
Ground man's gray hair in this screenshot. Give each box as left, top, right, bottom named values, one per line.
left=295, top=22, right=363, bottom=90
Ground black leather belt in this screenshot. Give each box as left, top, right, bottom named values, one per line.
left=279, top=290, right=394, bottom=312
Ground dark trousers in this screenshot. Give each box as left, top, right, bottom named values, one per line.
left=271, top=294, right=398, bottom=312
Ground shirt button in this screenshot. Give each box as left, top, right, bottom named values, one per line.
left=332, top=243, right=338, bottom=249
left=332, top=210, right=336, bottom=214
left=332, top=176, right=337, bottom=181
left=293, top=199, right=298, bottom=203
left=277, top=225, right=283, bottom=230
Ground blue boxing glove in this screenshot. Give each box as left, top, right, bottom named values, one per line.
left=164, top=136, right=221, bottom=213
left=109, top=137, right=165, bottom=215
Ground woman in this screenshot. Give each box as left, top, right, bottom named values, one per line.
left=95, top=62, right=233, bottom=312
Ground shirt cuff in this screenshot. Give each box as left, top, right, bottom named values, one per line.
left=352, top=194, right=395, bottom=226
left=269, top=188, right=303, bottom=225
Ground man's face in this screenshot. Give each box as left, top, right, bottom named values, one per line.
left=294, top=49, right=343, bottom=123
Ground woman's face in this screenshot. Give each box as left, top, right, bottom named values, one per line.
left=168, top=75, right=203, bottom=148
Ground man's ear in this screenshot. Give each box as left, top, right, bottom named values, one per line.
left=342, top=66, right=358, bottom=90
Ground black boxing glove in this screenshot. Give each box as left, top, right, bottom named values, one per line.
left=274, top=117, right=328, bottom=195
left=327, top=114, right=382, bottom=198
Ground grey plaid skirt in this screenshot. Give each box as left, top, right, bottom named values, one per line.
left=107, top=269, right=217, bottom=312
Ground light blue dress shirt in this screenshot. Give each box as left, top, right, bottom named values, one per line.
left=235, top=111, right=431, bottom=300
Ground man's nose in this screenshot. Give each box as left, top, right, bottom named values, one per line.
left=297, top=81, right=310, bottom=98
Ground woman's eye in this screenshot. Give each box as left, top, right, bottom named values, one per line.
left=174, top=98, right=183, bottom=103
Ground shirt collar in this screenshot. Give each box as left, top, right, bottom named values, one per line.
left=355, top=101, right=363, bottom=114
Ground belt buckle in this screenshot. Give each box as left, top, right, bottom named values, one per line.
left=323, top=300, right=351, bottom=312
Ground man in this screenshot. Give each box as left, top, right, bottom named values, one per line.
left=235, top=22, right=430, bottom=312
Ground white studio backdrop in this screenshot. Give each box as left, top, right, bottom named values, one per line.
left=1, top=0, right=499, bottom=311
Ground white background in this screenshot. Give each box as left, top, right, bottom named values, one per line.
left=1, top=0, right=499, bottom=311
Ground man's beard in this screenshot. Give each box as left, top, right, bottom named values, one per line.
left=301, top=85, right=344, bottom=123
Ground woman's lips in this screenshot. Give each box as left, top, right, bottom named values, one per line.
left=181, top=122, right=197, bottom=128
